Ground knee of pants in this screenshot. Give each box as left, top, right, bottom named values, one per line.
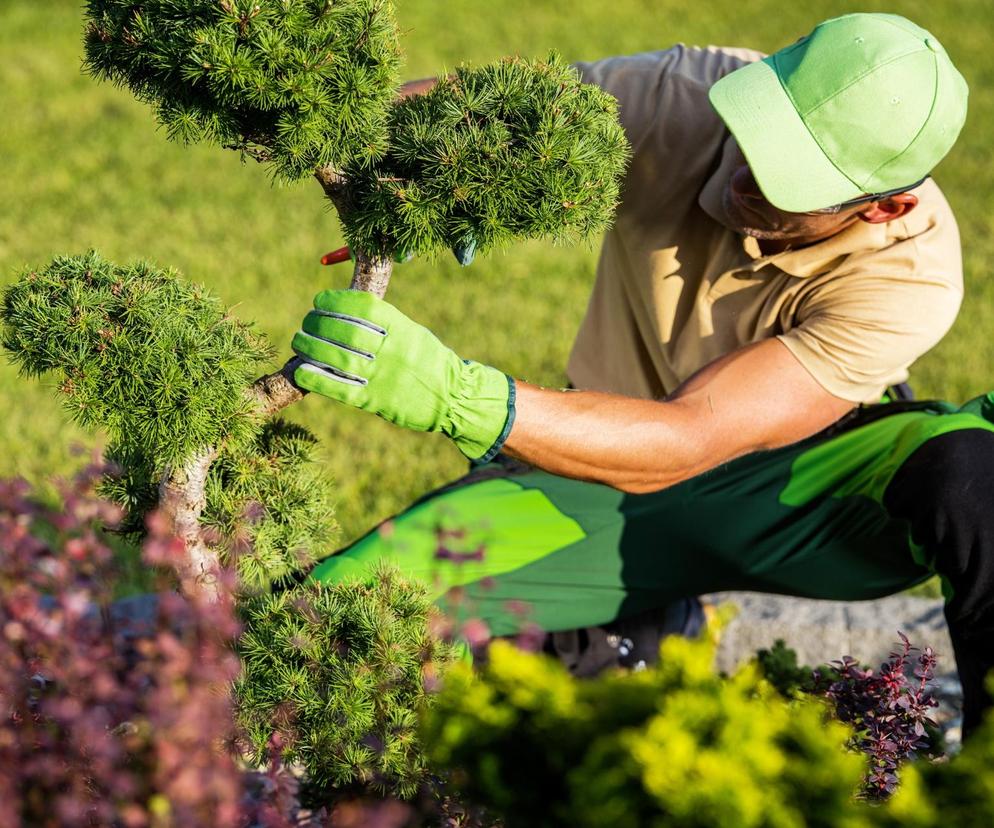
left=884, top=428, right=994, bottom=629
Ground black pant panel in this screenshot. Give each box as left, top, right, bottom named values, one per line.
left=883, top=428, right=994, bottom=736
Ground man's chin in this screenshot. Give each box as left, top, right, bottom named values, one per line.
left=739, top=226, right=795, bottom=241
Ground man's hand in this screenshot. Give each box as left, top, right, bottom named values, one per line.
left=292, top=290, right=514, bottom=462
left=503, top=339, right=856, bottom=493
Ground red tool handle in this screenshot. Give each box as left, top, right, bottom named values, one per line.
left=320, top=246, right=352, bottom=266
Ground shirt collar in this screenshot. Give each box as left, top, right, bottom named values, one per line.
left=698, top=134, right=893, bottom=279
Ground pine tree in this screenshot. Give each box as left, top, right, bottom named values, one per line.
left=69, top=0, right=630, bottom=584
left=0, top=252, right=457, bottom=795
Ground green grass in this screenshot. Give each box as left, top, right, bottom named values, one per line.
left=1, top=0, right=992, bottom=559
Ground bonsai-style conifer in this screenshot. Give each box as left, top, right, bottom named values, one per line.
left=0, top=253, right=458, bottom=795
left=72, top=0, right=629, bottom=580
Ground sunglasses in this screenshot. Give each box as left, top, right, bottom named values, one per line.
left=804, top=176, right=930, bottom=215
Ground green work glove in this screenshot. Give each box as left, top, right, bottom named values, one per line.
left=291, top=290, right=515, bottom=463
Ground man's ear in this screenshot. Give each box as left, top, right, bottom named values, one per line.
left=858, top=193, right=919, bottom=224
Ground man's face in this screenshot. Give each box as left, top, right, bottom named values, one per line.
left=719, top=143, right=866, bottom=242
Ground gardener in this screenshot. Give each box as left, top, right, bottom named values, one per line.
left=292, top=13, right=994, bottom=736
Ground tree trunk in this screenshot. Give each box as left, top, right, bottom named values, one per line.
left=158, top=448, right=221, bottom=600
left=348, top=250, right=392, bottom=297
left=163, top=168, right=394, bottom=598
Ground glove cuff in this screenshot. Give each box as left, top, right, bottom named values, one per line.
left=474, top=374, right=516, bottom=464
left=447, top=362, right=515, bottom=463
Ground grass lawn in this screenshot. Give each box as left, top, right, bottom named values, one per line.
left=1, top=0, right=992, bottom=567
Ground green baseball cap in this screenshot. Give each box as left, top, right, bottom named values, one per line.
left=709, top=13, right=968, bottom=213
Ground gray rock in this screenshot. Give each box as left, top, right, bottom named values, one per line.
left=702, top=592, right=964, bottom=748
left=703, top=592, right=955, bottom=675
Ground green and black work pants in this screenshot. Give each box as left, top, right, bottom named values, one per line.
left=309, top=395, right=994, bottom=735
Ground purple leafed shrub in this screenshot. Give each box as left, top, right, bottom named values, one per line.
left=0, top=470, right=273, bottom=828
left=821, top=631, right=939, bottom=800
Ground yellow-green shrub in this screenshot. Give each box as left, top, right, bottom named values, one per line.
left=424, top=633, right=994, bottom=828
left=422, top=635, right=874, bottom=828
left=879, top=690, right=994, bottom=828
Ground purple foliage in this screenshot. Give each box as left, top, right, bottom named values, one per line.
left=0, top=470, right=297, bottom=827
left=821, top=631, right=939, bottom=800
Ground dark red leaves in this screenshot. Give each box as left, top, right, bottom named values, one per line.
left=821, top=631, right=940, bottom=800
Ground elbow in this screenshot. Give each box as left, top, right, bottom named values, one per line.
left=611, top=473, right=684, bottom=495
left=608, top=444, right=729, bottom=495
left=615, top=481, right=660, bottom=495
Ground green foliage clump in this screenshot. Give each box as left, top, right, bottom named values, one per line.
left=203, top=418, right=337, bottom=590
left=1, top=251, right=271, bottom=469
left=235, top=563, right=459, bottom=797
left=98, top=442, right=164, bottom=531
left=99, top=418, right=339, bottom=591
left=422, top=635, right=876, bottom=828
left=83, top=0, right=402, bottom=181
left=423, top=635, right=994, bottom=827
left=2, top=252, right=337, bottom=591
left=754, top=638, right=828, bottom=697
left=344, top=54, right=630, bottom=258
left=82, top=5, right=629, bottom=263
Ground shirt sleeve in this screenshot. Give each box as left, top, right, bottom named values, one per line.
left=778, top=257, right=963, bottom=404
left=573, top=45, right=763, bottom=154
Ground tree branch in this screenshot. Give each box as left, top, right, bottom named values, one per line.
left=348, top=249, right=393, bottom=297
left=250, top=358, right=306, bottom=416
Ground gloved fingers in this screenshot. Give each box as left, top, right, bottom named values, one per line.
left=291, top=330, right=373, bottom=381
left=302, top=310, right=386, bottom=357
left=312, top=289, right=401, bottom=329
left=293, top=360, right=369, bottom=403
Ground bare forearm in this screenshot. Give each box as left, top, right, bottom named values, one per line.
left=501, top=341, right=854, bottom=494
left=503, top=382, right=715, bottom=493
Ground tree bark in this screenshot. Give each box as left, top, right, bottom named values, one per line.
left=348, top=250, right=392, bottom=298
left=158, top=448, right=221, bottom=600
left=313, top=164, right=394, bottom=298
left=161, top=166, right=394, bottom=598
left=250, top=358, right=306, bottom=416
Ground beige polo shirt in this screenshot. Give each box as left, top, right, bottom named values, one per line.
left=567, top=45, right=963, bottom=404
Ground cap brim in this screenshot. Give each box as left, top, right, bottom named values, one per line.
left=709, top=57, right=863, bottom=213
